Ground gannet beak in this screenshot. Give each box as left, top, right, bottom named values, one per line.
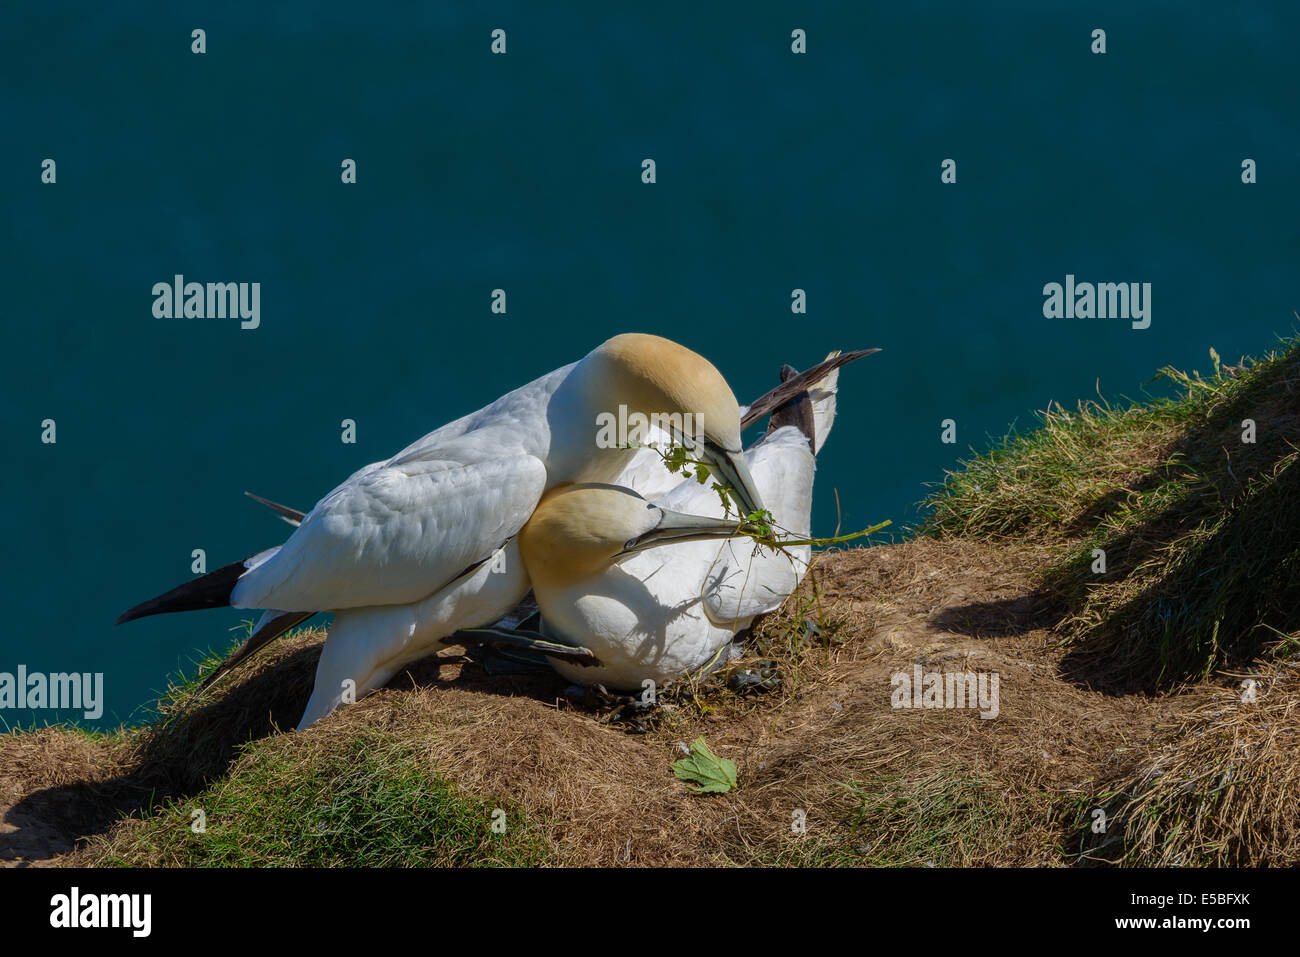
left=620, top=507, right=763, bottom=556
left=700, top=441, right=765, bottom=517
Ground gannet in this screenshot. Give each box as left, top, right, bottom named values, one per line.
left=516, top=354, right=851, bottom=690
left=116, top=333, right=767, bottom=728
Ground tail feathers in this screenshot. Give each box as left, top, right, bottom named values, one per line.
left=766, top=364, right=817, bottom=445
left=740, top=348, right=878, bottom=434
left=197, top=610, right=315, bottom=692
left=808, top=350, right=842, bottom=455
left=245, top=490, right=306, bottom=527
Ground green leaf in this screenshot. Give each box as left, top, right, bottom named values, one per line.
left=711, top=482, right=732, bottom=514
left=745, top=509, right=775, bottom=538
left=671, top=736, right=738, bottom=794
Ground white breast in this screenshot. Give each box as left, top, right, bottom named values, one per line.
left=542, top=540, right=737, bottom=689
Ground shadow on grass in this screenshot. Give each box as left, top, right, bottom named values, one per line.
left=930, top=591, right=1063, bottom=639
left=1051, top=352, right=1300, bottom=694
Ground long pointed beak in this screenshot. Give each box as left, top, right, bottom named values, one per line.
left=701, top=442, right=765, bottom=516
left=620, top=507, right=762, bottom=556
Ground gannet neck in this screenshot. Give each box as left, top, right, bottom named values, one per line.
left=517, top=484, right=658, bottom=592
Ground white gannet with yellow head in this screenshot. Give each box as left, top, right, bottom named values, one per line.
left=516, top=355, right=848, bottom=690
left=116, top=333, right=767, bottom=728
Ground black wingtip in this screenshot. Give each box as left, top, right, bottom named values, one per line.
left=114, top=558, right=249, bottom=626
left=116, top=599, right=168, bottom=626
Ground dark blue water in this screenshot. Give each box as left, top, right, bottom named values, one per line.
left=3, top=2, right=1296, bottom=727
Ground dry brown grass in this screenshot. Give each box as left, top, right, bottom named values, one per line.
left=1078, top=657, right=1300, bottom=867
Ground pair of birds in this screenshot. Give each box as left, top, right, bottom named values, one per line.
left=118, top=334, right=872, bottom=729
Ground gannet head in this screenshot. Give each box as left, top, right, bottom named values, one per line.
left=518, top=482, right=762, bottom=592
left=582, top=333, right=765, bottom=515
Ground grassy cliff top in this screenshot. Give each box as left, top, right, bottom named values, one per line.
left=925, top=337, right=1300, bottom=691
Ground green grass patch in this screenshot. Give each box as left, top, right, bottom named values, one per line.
left=735, top=768, right=1055, bottom=867
left=839, top=770, right=1049, bottom=866
left=84, top=730, right=554, bottom=867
